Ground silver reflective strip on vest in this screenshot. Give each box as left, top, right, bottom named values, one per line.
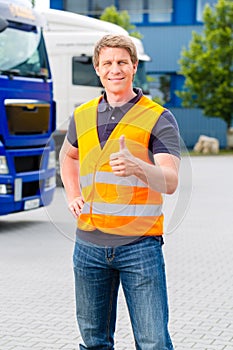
left=80, top=171, right=148, bottom=188
left=82, top=202, right=162, bottom=217
left=80, top=173, right=94, bottom=188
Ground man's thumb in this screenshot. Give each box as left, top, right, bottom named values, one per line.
left=119, top=135, right=126, bottom=151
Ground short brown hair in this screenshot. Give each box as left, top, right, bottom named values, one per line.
left=93, top=34, right=138, bottom=67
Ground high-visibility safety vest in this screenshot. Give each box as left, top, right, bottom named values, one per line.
left=74, top=95, right=166, bottom=236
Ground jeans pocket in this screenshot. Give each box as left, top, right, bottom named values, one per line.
left=152, top=235, right=164, bottom=246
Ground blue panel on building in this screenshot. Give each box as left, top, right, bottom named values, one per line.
left=171, top=108, right=227, bottom=149
left=50, top=0, right=63, bottom=10
left=173, top=0, right=196, bottom=25
left=140, top=25, right=203, bottom=73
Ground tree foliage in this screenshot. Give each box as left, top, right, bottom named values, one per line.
left=176, top=0, right=233, bottom=128
left=100, top=6, right=143, bottom=39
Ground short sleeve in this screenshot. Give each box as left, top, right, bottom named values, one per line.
left=149, top=110, right=180, bottom=158
left=67, top=114, right=78, bottom=148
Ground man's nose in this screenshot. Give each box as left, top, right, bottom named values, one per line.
left=111, top=62, right=121, bottom=73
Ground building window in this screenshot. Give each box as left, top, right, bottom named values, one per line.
left=66, top=0, right=88, bottom=15
left=119, top=0, right=173, bottom=24
left=119, top=0, right=143, bottom=23
left=65, top=0, right=173, bottom=23
left=196, top=0, right=217, bottom=22
left=148, top=0, right=173, bottom=23
left=134, top=61, right=150, bottom=95
left=91, top=0, right=115, bottom=17
left=66, top=0, right=115, bottom=17
left=149, top=74, right=171, bottom=104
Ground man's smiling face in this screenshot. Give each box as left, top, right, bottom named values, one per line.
left=95, top=47, right=138, bottom=97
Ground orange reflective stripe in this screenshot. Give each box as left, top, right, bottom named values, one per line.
left=78, top=213, right=164, bottom=236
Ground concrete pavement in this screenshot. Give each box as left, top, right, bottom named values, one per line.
left=0, top=155, right=233, bottom=350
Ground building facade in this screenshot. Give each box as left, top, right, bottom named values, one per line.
left=49, top=0, right=227, bottom=148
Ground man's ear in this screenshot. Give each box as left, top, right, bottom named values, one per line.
left=133, top=61, right=138, bottom=74
left=95, top=67, right=100, bottom=76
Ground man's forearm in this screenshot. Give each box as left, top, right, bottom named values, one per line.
left=60, top=157, right=81, bottom=202
left=134, top=156, right=179, bottom=194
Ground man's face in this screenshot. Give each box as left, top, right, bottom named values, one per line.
left=95, top=47, right=138, bottom=95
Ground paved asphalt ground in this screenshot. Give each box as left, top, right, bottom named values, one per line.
left=0, top=155, right=233, bottom=350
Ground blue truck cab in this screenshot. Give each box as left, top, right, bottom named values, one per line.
left=0, top=1, right=56, bottom=215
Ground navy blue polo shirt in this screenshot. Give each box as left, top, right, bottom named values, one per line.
left=66, top=88, right=180, bottom=247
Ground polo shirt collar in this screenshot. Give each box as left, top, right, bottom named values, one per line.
left=98, top=88, right=143, bottom=113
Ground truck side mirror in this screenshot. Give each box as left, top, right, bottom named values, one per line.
left=0, top=16, right=8, bottom=33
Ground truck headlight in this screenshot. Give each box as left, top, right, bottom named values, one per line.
left=0, top=156, right=9, bottom=174
left=45, top=175, right=56, bottom=189
left=48, top=150, right=56, bottom=169
left=0, top=184, right=13, bottom=194
left=0, top=184, right=7, bottom=194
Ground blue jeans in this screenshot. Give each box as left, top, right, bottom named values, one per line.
left=73, top=236, right=174, bottom=350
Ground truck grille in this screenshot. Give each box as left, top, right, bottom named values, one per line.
left=14, top=155, right=42, bottom=173
left=5, top=101, right=50, bottom=135
left=22, top=181, right=40, bottom=197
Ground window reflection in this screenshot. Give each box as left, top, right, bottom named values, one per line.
left=148, top=0, right=173, bottom=23
left=65, top=0, right=173, bottom=23
left=119, top=0, right=143, bottom=23
left=196, top=0, right=217, bottom=22
left=149, top=74, right=171, bottom=104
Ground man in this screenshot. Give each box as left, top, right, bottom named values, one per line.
left=60, top=34, right=180, bottom=350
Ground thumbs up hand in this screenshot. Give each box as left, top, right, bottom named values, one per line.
left=119, top=134, right=126, bottom=152
left=110, top=135, right=136, bottom=177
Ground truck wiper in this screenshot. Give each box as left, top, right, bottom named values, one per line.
left=0, top=69, right=20, bottom=79
left=0, top=69, right=48, bottom=81
left=24, top=71, right=48, bottom=82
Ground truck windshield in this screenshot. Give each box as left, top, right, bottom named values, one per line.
left=0, top=22, right=49, bottom=79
